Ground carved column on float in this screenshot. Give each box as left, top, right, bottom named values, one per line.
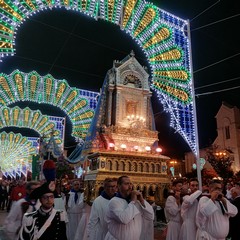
left=107, top=87, right=113, bottom=126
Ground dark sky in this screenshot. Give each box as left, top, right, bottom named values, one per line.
left=0, top=0, right=240, bottom=158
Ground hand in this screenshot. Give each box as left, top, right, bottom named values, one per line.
left=175, top=191, right=181, bottom=205
left=131, top=191, right=144, bottom=205
left=130, top=190, right=138, bottom=202
left=219, top=196, right=228, bottom=210
left=175, top=191, right=181, bottom=200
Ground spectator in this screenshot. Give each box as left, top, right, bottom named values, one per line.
left=10, top=179, right=26, bottom=208
left=228, top=187, right=240, bottom=240
left=105, top=175, right=154, bottom=240
left=225, top=183, right=233, bottom=200
left=0, top=181, right=8, bottom=210
left=6, top=181, right=16, bottom=212
left=87, top=177, right=117, bottom=240
left=196, top=179, right=238, bottom=240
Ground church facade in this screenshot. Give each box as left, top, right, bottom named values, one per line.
left=185, top=102, right=240, bottom=173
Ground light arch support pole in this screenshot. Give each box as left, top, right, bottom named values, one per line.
left=0, top=0, right=199, bottom=163
left=187, top=19, right=202, bottom=190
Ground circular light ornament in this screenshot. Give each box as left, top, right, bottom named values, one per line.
left=0, top=132, right=35, bottom=178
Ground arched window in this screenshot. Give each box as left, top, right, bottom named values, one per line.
left=128, top=162, right=131, bottom=171
left=133, top=162, right=138, bottom=172
left=120, top=161, right=125, bottom=171
left=145, top=163, right=149, bottom=172
left=116, top=161, right=119, bottom=171
left=151, top=163, right=155, bottom=173
left=108, top=160, right=112, bottom=171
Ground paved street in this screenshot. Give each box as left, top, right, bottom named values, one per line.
left=0, top=210, right=167, bottom=240
left=0, top=210, right=9, bottom=240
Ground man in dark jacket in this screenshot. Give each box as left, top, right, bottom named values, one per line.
left=18, top=181, right=68, bottom=240
left=228, top=187, right=240, bottom=240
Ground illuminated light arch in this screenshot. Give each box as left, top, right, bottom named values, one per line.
left=0, top=106, right=64, bottom=143
left=0, top=69, right=97, bottom=140
left=0, top=0, right=197, bottom=154
left=0, top=131, right=35, bottom=177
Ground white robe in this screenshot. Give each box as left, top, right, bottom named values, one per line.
left=179, top=190, right=202, bottom=240
left=196, top=196, right=238, bottom=240
left=164, top=195, right=182, bottom=240
left=104, top=197, right=154, bottom=240
left=3, top=198, right=41, bottom=240
left=74, top=202, right=91, bottom=240
left=86, top=195, right=110, bottom=240
left=66, top=191, right=84, bottom=240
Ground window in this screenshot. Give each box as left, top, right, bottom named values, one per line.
left=225, top=126, right=230, bottom=139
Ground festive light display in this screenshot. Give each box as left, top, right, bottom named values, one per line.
left=0, top=0, right=197, bottom=154
left=0, top=131, right=35, bottom=178
left=0, top=106, right=64, bottom=143
left=0, top=69, right=98, bottom=140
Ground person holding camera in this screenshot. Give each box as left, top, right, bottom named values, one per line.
left=196, top=179, right=238, bottom=240
left=105, top=175, right=154, bottom=240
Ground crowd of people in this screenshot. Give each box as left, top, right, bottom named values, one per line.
left=1, top=175, right=154, bottom=240
left=1, top=175, right=240, bottom=240
left=165, top=178, right=240, bottom=240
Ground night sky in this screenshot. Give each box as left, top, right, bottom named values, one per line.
left=0, top=0, right=239, bottom=158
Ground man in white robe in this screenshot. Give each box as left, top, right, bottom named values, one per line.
left=196, top=179, right=238, bottom=240
left=165, top=179, right=183, bottom=240
left=179, top=178, right=202, bottom=240
left=86, top=178, right=117, bottom=240
left=74, top=196, right=91, bottom=240
left=66, top=180, right=84, bottom=240
left=105, top=175, right=154, bottom=240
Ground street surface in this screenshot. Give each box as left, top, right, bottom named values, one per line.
left=0, top=210, right=167, bottom=240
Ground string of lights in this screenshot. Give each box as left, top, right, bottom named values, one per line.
left=0, top=0, right=198, bottom=159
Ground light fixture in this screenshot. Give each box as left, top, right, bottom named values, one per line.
left=156, top=147, right=162, bottom=153
left=145, top=146, right=151, bottom=152
left=120, top=144, right=127, bottom=150
left=127, top=115, right=145, bottom=122
left=109, top=143, right=115, bottom=149
left=134, top=146, right=139, bottom=151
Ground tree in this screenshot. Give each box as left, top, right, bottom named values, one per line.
left=205, top=145, right=234, bottom=180
left=55, top=154, right=73, bottom=179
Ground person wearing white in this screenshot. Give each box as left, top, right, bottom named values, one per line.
left=105, top=176, right=154, bottom=240
left=179, top=178, right=201, bottom=240
left=3, top=181, right=41, bottom=240
left=87, top=178, right=117, bottom=240
left=66, top=180, right=84, bottom=240
left=196, top=179, right=238, bottom=240
left=164, top=179, right=183, bottom=240
left=74, top=199, right=91, bottom=240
